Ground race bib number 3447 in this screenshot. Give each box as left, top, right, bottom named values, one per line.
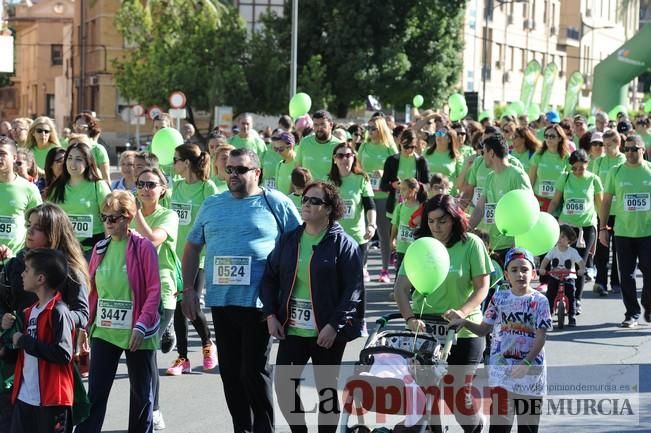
left=97, top=299, right=132, bottom=330
left=213, top=256, right=252, bottom=285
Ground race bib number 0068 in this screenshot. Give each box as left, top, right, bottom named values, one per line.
left=213, top=256, right=252, bottom=286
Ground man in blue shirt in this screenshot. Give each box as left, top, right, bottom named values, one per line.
left=182, top=148, right=301, bottom=433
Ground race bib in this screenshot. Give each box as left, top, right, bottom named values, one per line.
left=564, top=198, right=587, bottom=216
left=264, top=178, right=277, bottom=190
left=343, top=199, right=355, bottom=219
left=429, top=322, right=457, bottom=344
left=369, top=174, right=381, bottom=191
left=538, top=180, right=555, bottom=197
left=97, top=299, right=133, bottom=330
left=213, top=256, right=251, bottom=285
left=288, top=298, right=316, bottom=330
left=484, top=203, right=496, bottom=224
left=398, top=224, right=415, bottom=243
left=623, top=193, right=650, bottom=212
left=69, top=215, right=93, bottom=238
left=472, top=187, right=483, bottom=206
left=0, top=216, right=16, bottom=240
left=171, top=202, right=192, bottom=225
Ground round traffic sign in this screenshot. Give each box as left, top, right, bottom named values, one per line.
left=132, top=104, right=145, bottom=117
left=169, top=91, right=187, bottom=109
left=148, top=105, right=163, bottom=121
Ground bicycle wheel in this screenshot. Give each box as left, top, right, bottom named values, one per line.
left=557, top=299, right=566, bottom=329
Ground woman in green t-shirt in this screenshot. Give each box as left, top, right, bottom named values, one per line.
left=168, top=143, right=217, bottom=375
left=46, top=140, right=110, bottom=257
left=423, top=125, right=463, bottom=194
left=394, top=193, right=491, bottom=433
left=25, top=116, right=60, bottom=173
left=548, top=150, right=603, bottom=303
left=73, top=113, right=111, bottom=184
left=328, top=142, right=377, bottom=282
left=528, top=124, right=571, bottom=212
left=511, top=127, right=541, bottom=173
left=272, top=131, right=298, bottom=195
left=209, top=143, right=234, bottom=193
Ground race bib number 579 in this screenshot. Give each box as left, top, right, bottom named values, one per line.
left=213, top=256, right=252, bottom=285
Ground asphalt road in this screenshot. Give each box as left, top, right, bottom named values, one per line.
left=97, top=249, right=651, bottom=433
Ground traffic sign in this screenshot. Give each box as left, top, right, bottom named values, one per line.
left=132, top=104, right=145, bottom=117
left=169, top=91, right=187, bottom=109
left=148, top=105, right=163, bottom=121
left=169, top=108, right=187, bottom=119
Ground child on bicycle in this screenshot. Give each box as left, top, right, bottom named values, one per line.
left=539, top=224, right=585, bottom=327
left=446, top=247, right=552, bottom=433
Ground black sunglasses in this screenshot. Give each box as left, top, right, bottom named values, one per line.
left=100, top=214, right=126, bottom=223
left=402, top=144, right=416, bottom=150
left=173, top=157, right=185, bottom=163
left=591, top=142, right=604, bottom=146
left=623, top=146, right=643, bottom=152
left=136, top=180, right=160, bottom=190
left=225, top=165, right=256, bottom=175
left=35, top=128, right=51, bottom=134
left=301, top=196, right=329, bottom=206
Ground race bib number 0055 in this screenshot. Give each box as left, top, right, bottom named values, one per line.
left=213, top=256, right=252, bottom=285
left=624, top=193, right=650, bottom=212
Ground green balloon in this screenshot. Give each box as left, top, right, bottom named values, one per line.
left=502, top=108, right=518, bottom=119
left=478, top=111, right=491, bottom=122
left=289, top=92, right=312, bottom=118
left=495, top=189, right=540, bottom=236
left=450, top=104, right=468, bottom=122
left=643, top=99, right=651, bottom=113
left=608, top=104, right=627, bottom=121
left=448, top=93, right=467, bottom=111
left=404, top=237, right=450, bottom=296
left=510, top=100, right=526, bottom=115
left=151, top=127, right=184, bottom=166
left=527, top=103, right=541, bottom=120
left=413, top=94, right=424, bottom=108
left=515, top=212, right=560, bottom=256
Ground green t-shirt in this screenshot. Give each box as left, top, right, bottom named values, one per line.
left=0, top=175, right=42, bottom=252
left=510, top=149, right=534, bottom=173
left=50, top=180, right=111, bottom=250
left=337, top=174, right=374, bottom=245
left=640, top=132, right=651, bottom=150
left=555, top=172, right=603, bottom=227
left=91, top=142, right=109, bottom=167
left=530, top=151, right=570, bottom=199
left=397, top=155, right=417, bottom=182
left=391, top=201, right=419, bottom=253
left=590, top=153, right=626, bottom=217
left=358, top=142, right=398, bottom=199
left=287, top=229, right=326, bottom=337
left=32, top=144, right=59, bottom=171
left=460, top=145, right=475, bottom=160
left=424, top=151, right=463, bottom=194
left=295, top=134, right=341, bottom=181
left=228, top=134, right=267, bottom=159
left=131, top=205, right=179, bottom=309
left=261, top=146, right=283, bottom=190
left=276, top=158, right=298, bottom=195
left=91, top=238, right=158, bottom=350
left=210, top=176, right=228, bottom=193
left=482, top=165, right=533, bottom=251
left=604, top=161, right=651, bottom=238
left=399, top=232, right=493, bottom=338
left=288, top=192, right=302, bottom=214
left=468, top=156, right=524, bottom=206
left=171, top=179, right=218, bottom=260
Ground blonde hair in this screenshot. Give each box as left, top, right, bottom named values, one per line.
left=369, top=117, right=396, bottom=148
left=102, top=190, right=137, bottom=219
left=26, top=117, right=60, bottom=149
left=215, top=143, right=235, bottom=159
left=67, top=133, right=91, bottom=146
left=119, top=150, right=138, bottom=164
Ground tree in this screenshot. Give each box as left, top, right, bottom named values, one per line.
left=253, top=0, right=466, bottom=117
left=113, top=0, right=250, bottom=135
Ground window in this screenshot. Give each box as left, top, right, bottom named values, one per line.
left=237, top=0, right=285, bottom=34
left=51, top=44, right=63, bottom=66
left=543, top=0, right=548, bottom=23
left=46, top=94, right=55, bottom=118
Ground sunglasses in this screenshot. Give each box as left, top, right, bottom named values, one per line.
left=335, top=153, right=354, bottom=159
left=544, top=134, right=559, bottom=139
left=136, top=180, right=160, bottom=190
left=455, top=130, right=466, bottom=135
left=301, top=196, right=329, bottom=206
left=591, top=142, right=604, bottom=146
left=173, top=157, right=185, bottom=163
left=434, top=130, right=447, bottom=137
left=225, top=165, right=256, bottom=175
left=100, top=214, right=126, bottom=224
left=623, top=146, right=643, bottom=152
left=272, top=146, right=287, bottom=153
left=402, top=144, right=416, bottom=150
left=35, top=128, right=51, bottom=134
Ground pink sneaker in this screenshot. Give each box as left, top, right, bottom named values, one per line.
left=363, top=268, right=371, bottom=283
left=166, top=357, right=191, bottom=376
left=378, top=269, right=391, bottom=284
left=202, top=341, right=217, bottom=371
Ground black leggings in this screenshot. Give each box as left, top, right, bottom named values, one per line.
left=570, top=226, right=596, bottom=301
left=173, top=268, right=212, bottom=358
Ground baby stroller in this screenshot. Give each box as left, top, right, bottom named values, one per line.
left=338, top=313, right=457, bottom=433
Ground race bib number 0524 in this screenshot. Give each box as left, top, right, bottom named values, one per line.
left=213, top=256, right=252, bottom=285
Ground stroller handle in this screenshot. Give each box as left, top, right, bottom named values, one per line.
left=368, top=313, right=458, bottom=347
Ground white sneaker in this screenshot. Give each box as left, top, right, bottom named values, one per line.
left=153, top=409, right=166, bottom=430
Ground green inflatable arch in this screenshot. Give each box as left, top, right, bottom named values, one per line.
left=591, top=23, right=651, bottom=112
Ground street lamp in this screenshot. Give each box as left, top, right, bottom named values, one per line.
left=289, top=0, right=298, bottom=99
left=481, top=0, right=527, bottom=110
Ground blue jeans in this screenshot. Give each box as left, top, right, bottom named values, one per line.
left=74, top=338, right=156, bottom=433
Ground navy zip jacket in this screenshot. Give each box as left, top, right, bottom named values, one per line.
left=260, top=222, right=364, bottom=342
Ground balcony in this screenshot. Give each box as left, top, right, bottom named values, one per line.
left=557, top=26, right=581, bottom=47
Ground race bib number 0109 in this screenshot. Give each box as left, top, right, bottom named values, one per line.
left=564, top=198, right=586, bottom=215
left=288, top=298, right=316, bottom=330
left=97, top=299, right=133, bottom=330
left=213, top=256, right=252, bottom=285
left=0, top=216, right=16, bottom=240
left=484, top=203, right=496, bottom=224
left=623, top=193, right=650, bottom=212
left=539, top=180, right=555, bottom=197
left=171, top=202, right=192, bottom=226
left=69, top=215, right=93, bottom=238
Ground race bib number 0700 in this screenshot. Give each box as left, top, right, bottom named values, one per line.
left=213, top=256, right=252, bottom=285
left=69, top=215, right=93, bottom=238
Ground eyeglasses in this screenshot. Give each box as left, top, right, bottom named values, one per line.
left=225, top=165, right=256, bottom=175
left=334, top=153, right=354, bottom=159
left=623, top=146, right=643, bottom=152
left=35, top=128, right=51, bottom=134
left=434, top=130, right=447, bottom=137
left=75, top=124, right=89, bottom=129
left=544, top=134, right=559, bottom=139
left=455, top=130, right=466, bottom=136
left=173, top=157, right=185, bottom=163
left=136, top=180, right=160, bottom=190
left=301, top=196, right=329, bottom=206
left=402, top=144, right=416, bottom=150
left=100, top=214, right=126, bottom=223
left=590, top=142, right=604, bottom=147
